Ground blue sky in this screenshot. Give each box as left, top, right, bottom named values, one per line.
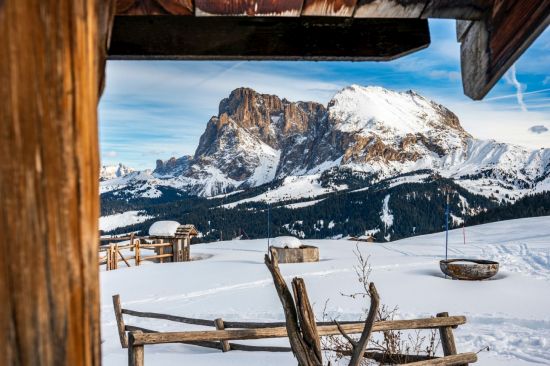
left=99, top=20, right=550, bottom=170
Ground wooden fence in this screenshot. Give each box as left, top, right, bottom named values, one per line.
left=113, top=295, right=477, bottom=366
left=99, top=239, right=174, bottom=271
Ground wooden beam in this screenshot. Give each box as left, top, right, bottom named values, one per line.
left=109, top=16, right=430, bottom=60
left=459, top=0, right=550, bottom=100
left=116, top=0, right=194, bottom=15
left=0, top=0, right=115, bottom=365
left=405, top=353, right=478, bottom=365
left=354, top=0, right=491, bottom=20
left=301, top=0, right=358, bottom=16
left=195, top=0, right=304, bottom=16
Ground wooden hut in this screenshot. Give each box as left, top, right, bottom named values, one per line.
left=349, top=235, right=376, bottom=243
left=148, top=221, right=198, bottom=262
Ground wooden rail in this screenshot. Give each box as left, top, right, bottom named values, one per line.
left=127, top=316, right=467, bottom=345
left=100, top=237, right=185, bottom=270
left=114, top=295, right=474, bottom=365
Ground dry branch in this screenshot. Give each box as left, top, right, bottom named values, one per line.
left=265, top=248, right=322, bottom=366
left=344, top=282, right=380, bottom=366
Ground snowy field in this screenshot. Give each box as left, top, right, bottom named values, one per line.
left=101, top=216, right=550, bottom=365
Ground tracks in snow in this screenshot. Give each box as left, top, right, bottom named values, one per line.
left=482, top=243, right=550, bottom=280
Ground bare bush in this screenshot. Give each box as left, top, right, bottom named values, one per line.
left=321, top=245, right=440, bottom=365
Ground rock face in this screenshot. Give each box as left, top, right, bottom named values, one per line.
left=103, top=85, right=550, bottom=199
left=100, top=163, right=134, bottom=181
left=152, top=85, right=475, bottom=195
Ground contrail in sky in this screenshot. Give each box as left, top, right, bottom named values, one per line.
left=504, top=64, right=527, bottom=112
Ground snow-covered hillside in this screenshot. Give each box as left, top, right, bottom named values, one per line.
left=101, top=216, right=550, bottom=366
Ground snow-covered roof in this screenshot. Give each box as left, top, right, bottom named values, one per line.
left=271, top=236, right=302, bottom=249
left=148, top=221, right=181, bottom=237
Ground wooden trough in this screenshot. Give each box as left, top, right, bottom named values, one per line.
left=270, top=245, right=319, bottom=264
left=440, top=259, right=499, bottom=281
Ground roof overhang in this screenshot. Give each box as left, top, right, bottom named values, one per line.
left=108, top=0, right=550, bottom=100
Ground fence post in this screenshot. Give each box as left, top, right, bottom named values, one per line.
left=130, top=233, right=135, bottom=252
left=128, top=331, right=144, bottom=366
left=436, top=312, right=465, bottom=365
left=113, top=294, right=128, bottom=348
left=215, top=318, right=231, bottom=352
left=113, top=243, right=119, bottom=270
left=135, top=240, right=140, bottom=266
left=105, top=246, right=111, bottom=271
left=172, top=240, right=179, bottom=263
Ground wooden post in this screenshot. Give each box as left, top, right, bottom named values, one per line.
left=135, top=240, right=141, bottom=266
left=159, top=245, right=164, bottom=264
left=172, top=240, right=179, bottom=263
left=0, top=0, right=116, bottom=364
left=110, top=244, right=118, bottom=270
left=436, top=312, right=465, bottom=365
left=113, top=294, right=129, bottom=348
left=130, top=233, right=135, bottom=251
left=128, top=331, right=144, bottom=366
left=214, top=318, right=231, bottom=352
left=106, top=246, right=111, bottom=271
left=114, top=243, right=119, bottom=270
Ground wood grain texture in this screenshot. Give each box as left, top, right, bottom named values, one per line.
left=459, top=0, right=550, bottom=99
left=195, top=0, right=304, bottom=16
left=116, top=0, right=193, bottom=15
left=405, top=353, right=477, bottom=365
left=0, top=0, right=114, bottom=365
left=354, top=0, right=490, bottom=20
left=265, top=251, right=321, bottom=366
left=108, top=16, right=430, bottom=60
left=128, top=315, right=467, bottom=344
left=301, top=0, right=357, bottom=16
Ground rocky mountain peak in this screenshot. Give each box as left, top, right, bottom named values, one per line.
left=100, top=163, right=134, bottom=181
left=139, top=85, right=550, bottom=198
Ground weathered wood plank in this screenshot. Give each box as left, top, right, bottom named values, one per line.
left=459, top=0, right=550, bottom=99
left=129, top=315, right=467, bottom=345
left=195, top=0, right=304, bottom=16
left=0, top=0, right=114, bottom=364
left=116, top=0, right=194, bottom=15
left=109, top=16, right=430, bottom=60
left=113, top=295, right=129, bottom=348
left=354, top=0, right=490, bottom=20
left=122, top=308, right=215, bottom=326
left=405, top=352, right=477, bottom=365
left=125, top=325, right=292, bottom=351
left=301, top=0, right=357, bottom=16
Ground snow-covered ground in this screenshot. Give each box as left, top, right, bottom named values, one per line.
left=99, top=210, right=153, bottom=232
left=101, top=216, right=550, bottom=365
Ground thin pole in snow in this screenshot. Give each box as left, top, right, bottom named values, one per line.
left=445, top=193, right=449, bottom=261
left=267, top=186, right=271, bottom=256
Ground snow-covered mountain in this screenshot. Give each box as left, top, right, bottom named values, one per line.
left=100, top=163, right=135, bottom=181
left=101, top=85, right=550, bottom=201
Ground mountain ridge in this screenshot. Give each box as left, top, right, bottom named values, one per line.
left=103, top=85, right=550, bottom=202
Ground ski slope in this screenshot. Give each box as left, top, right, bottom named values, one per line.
left=101, top=216, right=550, bottom=365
